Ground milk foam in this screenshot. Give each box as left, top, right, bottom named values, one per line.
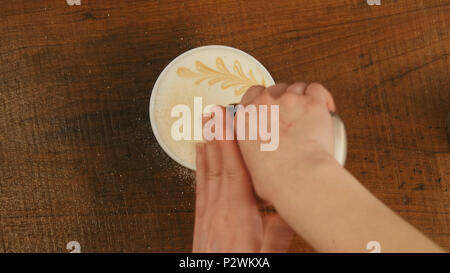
left=152, top=46, right=274, bottom=169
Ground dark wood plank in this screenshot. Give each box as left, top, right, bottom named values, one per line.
left=0, top=0, right=448, bottom=252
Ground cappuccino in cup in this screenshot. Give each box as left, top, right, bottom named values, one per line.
left=150, top=46, right=275, bottom=169
left=150, top=45, right=347, bottom=170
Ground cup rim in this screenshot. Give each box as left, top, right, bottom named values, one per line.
left=149, top=45, right=275, bottom=170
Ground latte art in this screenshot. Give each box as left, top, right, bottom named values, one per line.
left=149, top=46, right=275, bottom=169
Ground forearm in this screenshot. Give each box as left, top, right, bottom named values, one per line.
left=271, top=152, right=443, bottom=253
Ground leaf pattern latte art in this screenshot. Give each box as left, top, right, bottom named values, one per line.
left=176, top=57, right=266, bottom=96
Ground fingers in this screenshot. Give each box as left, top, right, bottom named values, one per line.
left=195, top=143, right=208, bottom=218
left=204, top=139, right=223, bottom=199
left=304, top=83, right=336, bottom=112
left=241, top=84, right=288, bottom=106
left=205, top=106, right=256, bottom=202
left=200, top=111, right=224, bottom=208
left=265, top=83, right=288, bottom=98
left=261, top=214, right=294, bottom=253
left=240, top=85, right=265, bottom=106
left=286, top=82, right=307, bottom=95
left=193, top=143, right=207, bottom=252
left=241, top=83, right=335, bottom=113
left=194, top=113, right=222, bottom=253
left=218, top=132, right=255, bottom=200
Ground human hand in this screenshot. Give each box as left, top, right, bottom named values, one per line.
left=228, top=84, right=443, bottom=253
left=236, top=83, right=338, bottom=203
left=193, top=109, right=293, bottom=253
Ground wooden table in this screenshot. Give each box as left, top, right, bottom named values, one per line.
left=0, top=0, right=448, bottom=253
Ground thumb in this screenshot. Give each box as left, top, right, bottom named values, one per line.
left=261, top=214, right=294, bottom=253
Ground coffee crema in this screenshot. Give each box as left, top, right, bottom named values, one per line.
left=150, top=46, right=275, bottom=169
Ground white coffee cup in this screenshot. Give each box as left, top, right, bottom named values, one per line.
left=149, top=45, right=347, bottom=169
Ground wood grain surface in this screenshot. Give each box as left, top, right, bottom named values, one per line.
left=0, top=0, right=449, bottom=253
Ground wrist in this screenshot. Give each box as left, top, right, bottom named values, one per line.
left=268, top=145, right=342, bottom=207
